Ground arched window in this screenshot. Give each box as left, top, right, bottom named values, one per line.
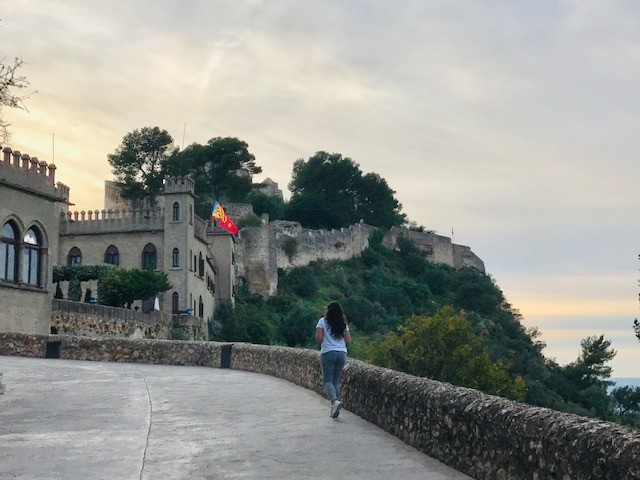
left=172, top=292, right=179, bottom=314
left=198, top=295, right=204, bottom=318
left=104, top=245, right=119, bottom=266
left=172, top=247, right=180, bottom=268
left=67, top=247, right=82, bottom=265
left=142, top=243, right=157, bottom=270
left=198, top=252, right=204, bottom=277
left=22, top=227, right=42, bottom=286
left=1, top=221, right=19, bottom=282
left=172, top=202, right=180, bottom=222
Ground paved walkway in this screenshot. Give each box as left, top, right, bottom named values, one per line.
left=0, top=356, right=472, bottom=479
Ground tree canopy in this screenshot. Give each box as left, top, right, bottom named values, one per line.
left=365, top=306, right=527, bottom=400
left=98, top=268, right=171, bottom=309
left=164, top=137, right=261, bottom=217
left=286, top=151, right=405, bottom=230
left=107, top=126, right=176, bottom=206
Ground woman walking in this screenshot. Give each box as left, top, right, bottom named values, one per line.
left=316, top=301, right=351, bottom=418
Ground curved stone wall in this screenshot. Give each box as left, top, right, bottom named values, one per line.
left=1, top=333, right=638, bottom=479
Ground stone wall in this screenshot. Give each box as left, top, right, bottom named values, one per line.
left=51, top=300, right=206, bottom=340
left=2, top=334, right=638, bottom=479
left=0, top=333, right=225, bottom=367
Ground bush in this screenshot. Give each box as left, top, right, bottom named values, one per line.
left=54, top=282, right=64, bottom=299
left=283, top=267, right=318, bottom=298
left=67, top=277, right=82, bottom=302
left=279, top=301, right=318, bottom=347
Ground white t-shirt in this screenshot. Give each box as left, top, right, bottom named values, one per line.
left=316, top=317, right=348, bottom=354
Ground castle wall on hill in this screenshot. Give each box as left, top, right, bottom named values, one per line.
left=2, top=333, right=637, bottom=480
left=271, top=220, right=373, bottom=270
left=236, top=215, right=485, bottom=297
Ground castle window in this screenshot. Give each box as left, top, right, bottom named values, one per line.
left=1, top=221, right=19, bottom=282
left=198, top=252, right=204, bottom=277
left=172, top=248, right=180, bottom=268
left=22, top=227, right=42, bottom=286
left=67, top=247, right=82, bottom=266
left=142, top=243, right=157, bottom=270
left=198, top=295, right=204, bottom=318
left=189, top=204, right=193, bottom=224
left=172, top=202, right=180, bottom=222
left=104, top=245, right=119, bottom=266
left=172, top=292, right=179, bottom=314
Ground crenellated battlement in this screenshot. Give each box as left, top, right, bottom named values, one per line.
left=0, top=144, right=69, bottom=202
left=163, top=175, right=195, bottom=195
left=59, top=207, right=165, bottom=235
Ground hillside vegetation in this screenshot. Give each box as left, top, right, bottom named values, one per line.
left=214, top=232, right=638, bottom=426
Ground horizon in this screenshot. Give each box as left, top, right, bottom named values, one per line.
left=2, top=1, right=638, bottom=376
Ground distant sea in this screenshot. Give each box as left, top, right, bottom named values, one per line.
left=609, top=378, right=640, bottom=391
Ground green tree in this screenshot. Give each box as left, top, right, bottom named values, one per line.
left=634, top=319, right=640, bottom=343
left=287, top=151, right=404, bottom=230
left=554, top=335, right=616, bottom=418
left=247, top=190, right=285, bottom=220
left=98, top=268, right=171, bottom=308
left=165, top=137, right=262, bottom=217
left=611, top=385, right=640, bottom=427
left=0, top=21, right=30, bottom=141
left=107, top=126, right=176, bottom=206
left=365, top=306, right=526, bottom=400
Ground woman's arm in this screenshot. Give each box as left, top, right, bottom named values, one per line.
left=344, top=328, right=351, bottom=345
left=316, top=327, right=324, bottom=343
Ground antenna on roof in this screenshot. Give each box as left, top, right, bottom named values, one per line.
left=52, top=133, right=55, bottom=165
left=182, top=123, right=186, bottom=149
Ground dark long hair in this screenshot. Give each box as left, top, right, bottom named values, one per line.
left=325, top=301, right=347, bottom=339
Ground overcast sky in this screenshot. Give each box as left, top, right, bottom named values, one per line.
left=3, top=0, right=639, bottom=377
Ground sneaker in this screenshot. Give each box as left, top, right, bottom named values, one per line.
left=331, top=400, right=342, bottom=418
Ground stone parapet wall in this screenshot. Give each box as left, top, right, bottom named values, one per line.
left=51, top=300, right=205, bottom=340
left=0, top=144, right=69, bottom=201
left=230, top=344, right=640, bottom=480
left=3, top=335, right=635, bottom=478
left=59, top=208, right=164, bottom=235
left=0, top=333, right=225, bottom=367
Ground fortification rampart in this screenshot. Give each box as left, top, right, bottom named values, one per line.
left=59, top=207, right=165, bottom=235
left=0, top=145, right=69, bottom=202
left=271, top=220, right=373, bottom=270
left=238, top=217, right=485, bottom=297
left=1, top=334, right=638, bottom=479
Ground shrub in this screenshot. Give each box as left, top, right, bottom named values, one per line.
left=67, top=277, right=82, bottom=302
left=279, top=301, right=318, bottom=347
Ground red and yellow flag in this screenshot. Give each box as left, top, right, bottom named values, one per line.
left=211, top=200, right=239, bottom=234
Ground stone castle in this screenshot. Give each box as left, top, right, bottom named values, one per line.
left=0, top=142, right=483, bottom=336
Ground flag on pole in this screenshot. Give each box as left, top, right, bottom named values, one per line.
left=211, top=200, right=239, bottom=234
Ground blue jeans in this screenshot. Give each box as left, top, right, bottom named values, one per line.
left=321, top=351, right=347, bottom=400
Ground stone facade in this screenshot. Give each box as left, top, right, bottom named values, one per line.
left=2, top=333, right=638, bottom=479
left=58, top=177, right=236, bottom=328
left=0, top=145, right=69, bottom=334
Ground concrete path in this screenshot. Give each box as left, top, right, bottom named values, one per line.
left=0, top=356, right=472, bottom=479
